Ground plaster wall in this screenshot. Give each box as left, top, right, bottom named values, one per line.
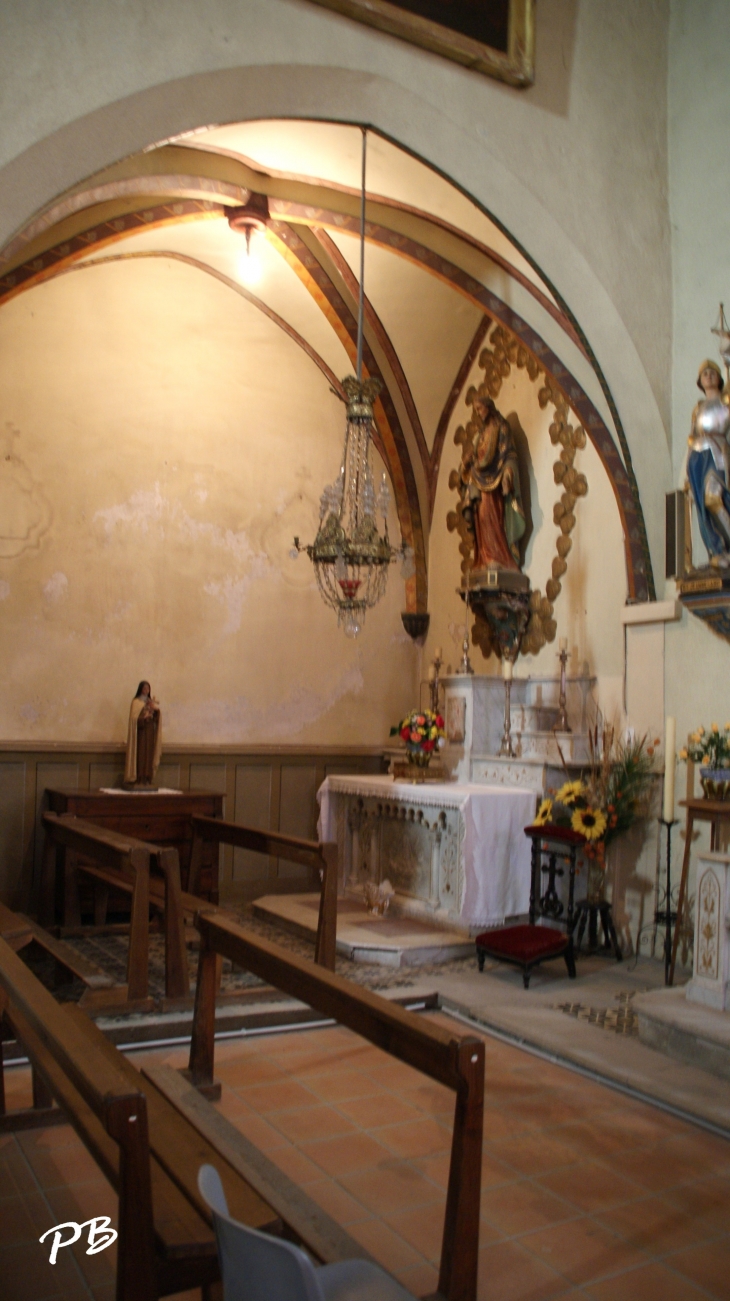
left=0, top=0, right=672, bottom=585
left=664, top=1, right=730, bottom=869
left=669, top=0, right=730, bottom=476
left=0, top=258, right=417, bottom=745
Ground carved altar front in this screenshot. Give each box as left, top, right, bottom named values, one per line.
left=318, top=774, right=535, bottom=929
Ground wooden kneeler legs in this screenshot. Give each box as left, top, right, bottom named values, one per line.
left=40, top=814, right=190, bottom=1003
left=188, top=911, right=484, bottom=1301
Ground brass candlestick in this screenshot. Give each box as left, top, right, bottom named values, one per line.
left=428, top=651, right=443, bottom=713
left=557, top=645, right=571, bottom=732
left=459, top=583, right=474, bottom=676
left=498, top=661, right=516, bottom=757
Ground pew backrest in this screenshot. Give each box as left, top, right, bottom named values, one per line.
left=190, top=815, right=338, bottom=970
left=188, top=911, right=484, bottom=1301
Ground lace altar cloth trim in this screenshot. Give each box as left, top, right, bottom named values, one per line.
left=318, top=774, right=525, bottom=810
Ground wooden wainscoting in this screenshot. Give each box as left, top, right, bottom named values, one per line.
left=0, top=744, right=386, bottom=912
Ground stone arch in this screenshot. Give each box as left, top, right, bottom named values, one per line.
left=0, top=64, right=669, bottom=600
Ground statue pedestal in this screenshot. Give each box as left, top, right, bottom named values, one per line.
left=634, top=852, right=730, bottom=1082
left=687, top=852, right=730, bottom=1012
left=440, top=672, right=594, bottom=791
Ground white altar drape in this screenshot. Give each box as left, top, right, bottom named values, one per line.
left=317, top=775, right=536, bottom=928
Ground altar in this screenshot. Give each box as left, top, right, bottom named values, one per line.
left=317, top=773, right=536, bottom=930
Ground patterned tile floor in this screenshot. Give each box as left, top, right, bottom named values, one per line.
left=2, top=1013, right=730, bottom=1300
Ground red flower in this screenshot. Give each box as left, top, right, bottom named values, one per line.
left=422, top=739, right=435, bottom=753
left=400, top=726, right=410, bottom=740
left=435, top=715, right=444, bottom=728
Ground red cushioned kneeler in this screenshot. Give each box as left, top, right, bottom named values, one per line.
left=475, top=923, right=575, bottom=989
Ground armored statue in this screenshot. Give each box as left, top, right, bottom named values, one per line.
left=686, top=359, right=730, bottom=568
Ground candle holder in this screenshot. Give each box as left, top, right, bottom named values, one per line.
left=428, top=652, right=443, bottom=713
left=458, top=585, right=474, bottom=676
left=656, top=818, right=678, bottom=986
left=498, top=667, right=515, bottom=757
left=557, top=646, right=571, bottom=732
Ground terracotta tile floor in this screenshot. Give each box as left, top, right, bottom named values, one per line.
left=2, top=1015, right=730, bottom=1300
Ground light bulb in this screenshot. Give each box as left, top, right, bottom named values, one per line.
left=238, top=229, right=263, bottom=287
left=343, top=609, right=361, bottom=639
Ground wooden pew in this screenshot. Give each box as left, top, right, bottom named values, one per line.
left=188, top=910, right=485, bottom=1301
left=0, top=900, right=113, bottom=990
left=189, top=814, right=338, bottom=971
left=40, top=813, right=189, bottom=1001
left=0, top=935, right=388, bottom=1299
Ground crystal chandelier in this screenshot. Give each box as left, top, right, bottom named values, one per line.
left=293, top=130, right=407, bottom=638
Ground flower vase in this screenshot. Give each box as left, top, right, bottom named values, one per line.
left=406, top=749, right=431, bottom=782
left=699, top=767, right=730, bottom=801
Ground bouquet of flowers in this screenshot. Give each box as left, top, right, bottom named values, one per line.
left=679, top=723, right=730, bottom=770
left=391, top=709, right=445, bottom=756
left=532, top=727, right=656, bottom=865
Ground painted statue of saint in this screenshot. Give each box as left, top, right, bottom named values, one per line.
left=124, top=681, right=162, bottom=787
left=686, top=359, right=730, bottom=568
left=459, top=396, right=526, bottom=572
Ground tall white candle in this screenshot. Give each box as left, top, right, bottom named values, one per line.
left=427, top=664, right=436, bottom=681
left=559, top=637, right=568, bottom=652
left=502, top=658, right=513, bottom=681
left=663, top=716, right=676, bottom=822
left=434, top=646, right=443, bottom=661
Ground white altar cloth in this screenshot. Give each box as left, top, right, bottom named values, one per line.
left=317, top=774, right=536, bottom=927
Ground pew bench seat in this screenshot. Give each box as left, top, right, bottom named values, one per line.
left=0, top=934, right=383, bottom=1299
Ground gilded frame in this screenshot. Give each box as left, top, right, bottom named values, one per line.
left=306, top=0, right=535, bottom=87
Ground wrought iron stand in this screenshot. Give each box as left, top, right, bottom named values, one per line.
left=657, top=817, right=678, bottom=985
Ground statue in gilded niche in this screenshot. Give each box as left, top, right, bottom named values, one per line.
left=685, top=359, right=730, bottom=568
left=458, top=395, right=526, bottom=572
left=124, top=681, right=162, bottom=788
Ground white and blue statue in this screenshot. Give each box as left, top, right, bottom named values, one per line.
left=686, top=358, right=730, bottom=569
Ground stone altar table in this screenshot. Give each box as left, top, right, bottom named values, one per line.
left=317, top=774, right=536, bottom=929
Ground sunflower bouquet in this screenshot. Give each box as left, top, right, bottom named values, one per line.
left=391, top=708, right=445, bottom=756
left=532, top=728, right=656, bottom=865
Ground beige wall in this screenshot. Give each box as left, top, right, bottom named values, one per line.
left=663, top=0, right=730, bottom=864
left=0, top=257, right=417, bottom=745
left=7, top=1, right=724, bottom=943
left=0, top=0, right=672, bottom=583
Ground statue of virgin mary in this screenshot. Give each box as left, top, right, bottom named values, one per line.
left=458, top=395, right=526, bottom=572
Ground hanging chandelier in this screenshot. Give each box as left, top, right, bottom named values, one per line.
left=292, top=129, right=408, bottom=638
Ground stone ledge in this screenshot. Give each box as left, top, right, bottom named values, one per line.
left=635, top=986, right=730, bottom=1081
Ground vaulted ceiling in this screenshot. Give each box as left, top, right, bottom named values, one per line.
left=0, top=120, right=652, bottom=610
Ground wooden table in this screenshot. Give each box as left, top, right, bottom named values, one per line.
left=46, top=788, right=223, bottom=903
left=669, top=797, right=730, bottom=984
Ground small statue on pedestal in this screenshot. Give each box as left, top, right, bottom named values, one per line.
left=458, top=395, right=526, bottom=574
left=685, top=357, right=730, bottom=569
left=454, top=395, right=530, bottom=663
left=124, top=681, right=162, bottom=788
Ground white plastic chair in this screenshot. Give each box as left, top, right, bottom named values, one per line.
left=198, top=1164, right=417, bottom=1301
